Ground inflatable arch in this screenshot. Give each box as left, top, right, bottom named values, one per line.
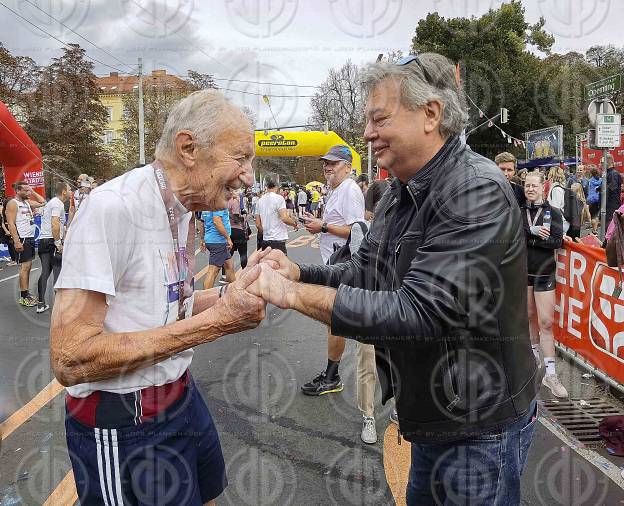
left=254, top=130, right=361, bottom=174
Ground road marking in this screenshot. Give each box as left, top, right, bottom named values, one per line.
left=0, top=267, right=40, bottom=284
left=539, top=413, right=624, bottom=489
left=383, top=424, right=409, bottom=506
left=42, top=470, right=77, bottom=506
left=0, top=379, right=64, bottom=440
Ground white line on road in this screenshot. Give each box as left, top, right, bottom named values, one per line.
left=0, top=268, right=39, bottom=284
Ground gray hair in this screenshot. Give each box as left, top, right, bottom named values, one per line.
left=155, top=90, right=240, bottom=158
left=264, top=173, right=279, bottom=189
left=361, top=53, right=469, bottom=138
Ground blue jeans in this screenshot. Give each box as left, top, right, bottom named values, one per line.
left=406, top=400, right=537, bottom=506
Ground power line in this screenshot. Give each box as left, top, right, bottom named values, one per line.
left=20, top=0, right=136, bottom=74
left=0, top=1, right=129, bottom=74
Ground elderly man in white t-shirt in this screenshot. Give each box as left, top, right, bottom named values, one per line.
left=300, top=145, right=378, bottom=444
left=50, top=90, right=270, bottom=506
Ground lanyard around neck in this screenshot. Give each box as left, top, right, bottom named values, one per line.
left=526, top=206, right=543, bottom=228
left=153, top=161, right=196, bottom=321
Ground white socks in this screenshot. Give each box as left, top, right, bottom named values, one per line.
left=531, top=344, right=540, bottom=361
left=544, top=357, right=556, bottom=376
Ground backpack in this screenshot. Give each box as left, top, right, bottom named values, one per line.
left=329, top=221, right=368, bottom=265
left=588, top=177, right=601, bottom=205
left=549, top=184, right=576, bottom=223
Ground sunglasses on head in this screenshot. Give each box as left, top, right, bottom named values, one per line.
left=397, top=54, right=432, bottom=82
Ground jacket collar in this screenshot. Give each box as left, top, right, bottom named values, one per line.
left=390, top=135, right=462, bottom=201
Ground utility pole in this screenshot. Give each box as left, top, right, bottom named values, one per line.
left=600, top=98, right=609, bottom=240
left=138, top=57, right=145, bottom=165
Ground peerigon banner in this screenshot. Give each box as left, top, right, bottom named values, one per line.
left=525, top=125, right=564, bottom=160
left=554, top=241, right=624, bottom=387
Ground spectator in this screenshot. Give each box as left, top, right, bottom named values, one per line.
left=605, top=154, right=622, bottom=231
left=255, top=173, right=298, bottom=254
left=587, top=165, right=602, bottom=234
left=495, top=152, right=525, bottom=207
left=364, top=177, right=390, bottom=221
left=299, top=145, right=368, bottom=441
left=228, top=190, right=249, bottom=269
left=297, top=186, right=307, bottom=217
left=199, top=207, right=236, bottom=289
left=567, top=182, right=591, bottom=241
left=547, top=166, right=569, bottom=233
left=523, top=171, right=567, bottom=397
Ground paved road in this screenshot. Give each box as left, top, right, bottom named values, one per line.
left=1, top=230, right=624, bottom=505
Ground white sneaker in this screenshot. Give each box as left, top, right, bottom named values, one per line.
left=542, top=374, right=568, bottom=398
left=361, top=416, right=377, bottom=444
left=36, top=304, right=50, bottom=314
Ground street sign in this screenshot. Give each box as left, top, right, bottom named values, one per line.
left=585, top=74, right=621, bottom=101
left=588, top=99, right=616, bottom=127
left=596, top=113, right=622, bottom=148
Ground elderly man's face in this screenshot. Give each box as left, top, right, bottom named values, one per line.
left=323, top=160, right=350, bottom=189
left=363, top=78, right=431, bottom=183
left=193, top=111, right=255, bottom=211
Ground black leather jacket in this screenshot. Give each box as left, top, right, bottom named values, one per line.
left=299, top=137, right=539, bottom=443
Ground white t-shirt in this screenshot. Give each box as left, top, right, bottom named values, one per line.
left=55, top=165, right=194, bottom=398
left=257, top=191, right=288, bottom=241
left=12, top=199, right=35, bottom=239
left=39, top=197, right=66, bottom=239
left=297, top=190, right=307, bottom=205
left=320, top=178, right=365, bottom=264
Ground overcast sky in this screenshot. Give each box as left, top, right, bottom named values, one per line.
left=1, top=0, right=622, bottom=127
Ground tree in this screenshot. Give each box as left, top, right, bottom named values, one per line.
left=0, top=44, right=39, bottom=112
left=187, top=70, right=218, bottom=91
left=308, top=60, right=366, bottom=160
left=23, top=44, right=112, bottom=178
left=411, top=0, right=556, bottom=159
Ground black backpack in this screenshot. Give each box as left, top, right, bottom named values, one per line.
left=550, top=184, right=576, bottom=223
left=329, top=221, right=368, bottom=265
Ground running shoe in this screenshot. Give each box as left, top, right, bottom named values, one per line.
left=361, top=416, right=377, bottom=444
left=301, top=374, right=343, bottom=396
left=301, top=371, right=326, bottom=393
left=389, top=408, right=399, bottom=425
left=542, top=374, right=569, bottom=398
left=18, top=297, right=37, bottom=307
left=36, top=304, right=50, bottom=313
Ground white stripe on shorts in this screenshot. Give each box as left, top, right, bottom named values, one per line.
left=95, top=427, right=112, bottom=506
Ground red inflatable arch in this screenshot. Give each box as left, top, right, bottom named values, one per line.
left=0, top=100, right=45, bottom=198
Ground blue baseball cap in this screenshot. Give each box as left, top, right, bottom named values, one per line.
left=320, top=145, right=352, bottom=163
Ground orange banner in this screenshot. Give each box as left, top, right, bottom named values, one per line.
left=555, top=241, right=624, bottom=385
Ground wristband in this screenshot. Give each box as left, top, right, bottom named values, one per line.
left=321, top=222, right=329, bottom=233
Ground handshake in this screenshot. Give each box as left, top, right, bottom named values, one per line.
left=208, top=247, right=303, bottom=335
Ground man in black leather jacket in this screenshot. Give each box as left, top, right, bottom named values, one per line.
left=248, top=53, right=539, bottom=505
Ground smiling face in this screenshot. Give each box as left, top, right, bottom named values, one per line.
left=181, top=109, right=255, bottom=211
left=363, top=77, right=445, bottom=183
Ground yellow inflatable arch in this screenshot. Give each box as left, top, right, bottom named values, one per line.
left=254, top=130, right=361, bottom=174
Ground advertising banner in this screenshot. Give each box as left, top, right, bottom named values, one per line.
left=525, top=125, right=564, bottom=160
left=554, top=241, right=624, bottom=386
left=580, top=136, right=624, bottom=173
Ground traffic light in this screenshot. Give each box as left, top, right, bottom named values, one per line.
left=501, top=108, right=509, bottom=124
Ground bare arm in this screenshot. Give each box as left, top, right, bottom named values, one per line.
left=254, top=214, right=263, bottom=235
left=213, top=215, right=230, bottom=241
left=28, top=191, right=46, bottom=208
left=50, top=266, right=265, bottom=387
left=198, top=219, right=206, bottom=251
left=51, top=216, right=61, bottom=242
left=278, top=208, right=298, bottom=228
left=5, top=200, right=20, bottom=243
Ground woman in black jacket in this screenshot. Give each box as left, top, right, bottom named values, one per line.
left=523, top=171, right=568, bottom=398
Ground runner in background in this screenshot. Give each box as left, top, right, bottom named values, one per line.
left=523, top=171, right=568, bottom=398
left=199, top=208, right=236, bottom=289
left=5, top=181, right=45, bottom=306
left=255, top=173, right=298, bottom=255
left=36, top=182, right=70, bottom=313
left=228, top=190, right=249, bottom=269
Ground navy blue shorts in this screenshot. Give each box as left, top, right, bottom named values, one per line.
left=65, top=380, right=227, bottom=505
left=206, top=242, right=231, bottom=266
